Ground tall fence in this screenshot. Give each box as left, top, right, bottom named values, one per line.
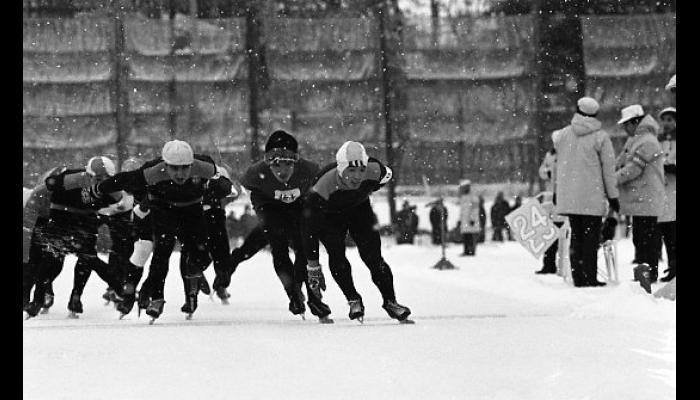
left=23, top=12, right=675, bottom=187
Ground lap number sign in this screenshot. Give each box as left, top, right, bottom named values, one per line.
left=505, top=200, right=559, bottom=259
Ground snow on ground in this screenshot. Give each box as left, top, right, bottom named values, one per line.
left=24, top=196, right=675, bottom=400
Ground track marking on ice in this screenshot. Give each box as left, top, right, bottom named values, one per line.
left=23, top=312, right=558, bottom=330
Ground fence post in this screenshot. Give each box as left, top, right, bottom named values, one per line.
left=112, top=0, right=130, bottom=166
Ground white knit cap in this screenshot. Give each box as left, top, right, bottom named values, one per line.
left=86, top=156, right=116, bottom=177
left=336, top=141, right=369, bottom=174
left=665, top=74, right=676, bottom=91
left=162, top=140, right=194, bottom=165
left=617, top=104, right=645, bottom=124
left=576, top=97, right=600, bottom=117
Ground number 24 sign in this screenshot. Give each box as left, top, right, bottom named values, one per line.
left=505, top=200, right=559, bottom=259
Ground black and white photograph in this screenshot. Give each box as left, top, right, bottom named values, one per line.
left=23, top=0, right=676, bottom=399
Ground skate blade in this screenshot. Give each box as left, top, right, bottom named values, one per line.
left=319, top=317, right=334, bottom=324
left=24, top=313, right=33, bottom=320
left=67, top=312, right=79, bottom=319
left=40, top=308, right=49, bottom=314
left=119, top=313, right=127, bottom=320
left=356, top=316, right=364, bottom=324
left=185, top=313, right=193, bottom=320
left=399, top=319, right=416, bottom=324
left=300, top=313, right=306, bottom=321
left=104, top=300, right=111, bottom=306
left=148, top=318, right=156, bottom=325
left=220, top=298, right=230, bottom=305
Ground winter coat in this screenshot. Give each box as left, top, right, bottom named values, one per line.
left=658, top=128, right=676, bottom=222
left=615, top=115, right=665, bottom=217
left=429, top=204, right=447, bottom=228
left=553, top=113, right=619, bottom=216
left=459, top=194, right=481, bottom=234
left=490, top=198, right=510, bottom=228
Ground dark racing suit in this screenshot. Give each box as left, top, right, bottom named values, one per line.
left=93, top=155, right=217, bottom=316
left=301, top=159, right=398, bottom=305
left=238, top=158, right=331, bottom=318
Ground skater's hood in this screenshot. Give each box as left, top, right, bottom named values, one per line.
left=570, top=113, right=602, bottom=136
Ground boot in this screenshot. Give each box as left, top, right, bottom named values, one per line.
left=660, top=269, right=676, bottom=282
left=288, top=285, right=306, bottom=316
left=633, top=263, right=652, bottom=294
left=181, top=276, right=200, bottom=315
left=102, top=288, right=115, bottom=304
left=348, top=299, right=365, bottom=321
left=137, top=290, right=151, bottom=316
left=649, top=266, right=658, bottom=283
left=212, top=276, right=231, bottom=302
left=199, top=275, right=211, bottom=296
left=307, top=300, right=332, bottom=319
left=146, top=298, right=166, bottom=319
left=68, top=291, right=83, bottom=314
left=382, top=300, right=411, bottom=321
left=24, top=300, right=43, bottom=318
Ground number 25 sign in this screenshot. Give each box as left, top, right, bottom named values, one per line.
left=505, top=200, right=559, bottom=259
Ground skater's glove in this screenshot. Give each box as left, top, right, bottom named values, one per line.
left=307, top=264, right=326, bottom=296
left=88, top=184, right=104, bottom=200
left=133, top=204, right=151, bottom=219
left=607, top=198, right=620, bottom=214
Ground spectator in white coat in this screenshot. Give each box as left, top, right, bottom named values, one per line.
left=553, top=97, right=619, bottom=287
left=615, top=104, right=666, bottom=283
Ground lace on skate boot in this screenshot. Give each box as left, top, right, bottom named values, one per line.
left=146, top=299, right=166, bottom=324
left=348, top=299, right=365, bottom=323
left=382, top=300, right=414, bottom=323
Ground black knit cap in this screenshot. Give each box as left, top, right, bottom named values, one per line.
left=265, top=130, right=298, bottom=153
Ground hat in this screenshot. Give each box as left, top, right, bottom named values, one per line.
left=617, top=104, right=645, bottom=124
left=336, top=141, right=369, bottom=174
left=162, top=140, right=194, bottom=165
left=658, top=107, right=676, bottom=118
left=264, top=130, right=299, bottom=163
left=665, top=74, right=676, bottom=91
left=86, top=156, right=116, bottom=177
left=120, top=157, right=144, bottom=172
left=576, top=97, right=600, bottom=117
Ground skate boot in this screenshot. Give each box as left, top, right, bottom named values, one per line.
left=67, top=292, right=83, bottom=318
left=146, top=298, right=165, bottom=323
left=212, top=276, right=231, bottom=304
left=41, top=292, right=54, bottom=314
left=117, top=282, right=137, bottom=318
left=137, top=290, right=151, bottom=317
left=181, top=294, right=197, bottom=319
left=633, top=263, right=652, bottom=294
left=348, top=299, right=365, bottom=323
left=102, top=288, right=114, bottom=305
left=382, top=300, right=413, bottom=323
left=288, top=285, right=307, bottom=319
left=24, top=300, right=43, bottom=319
left=199, top=275, right=211, bottom=296
left=308, top=300, right=332, bottom=323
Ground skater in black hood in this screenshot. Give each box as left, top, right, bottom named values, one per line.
left=231, top=130, right=333, bottom=322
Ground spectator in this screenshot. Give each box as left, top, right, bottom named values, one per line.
left=553, top=97, right=619, bottom=287
left=490, top=192, right=510, bottom=242
left=458, top=180, right=480, bottom=256
left=535, top=148, right=566, bottom=274
left=656, top=107, right=676, bottom=282
left=477, top=194, right=487, bottom=243
left=395, top=200, right=419, bottom=244
left=428, top=197, right=448, bottom=245
left=614, top=104, right=665, bottom=284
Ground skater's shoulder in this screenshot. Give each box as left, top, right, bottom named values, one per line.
left=311, top=167, right=340, bottom=199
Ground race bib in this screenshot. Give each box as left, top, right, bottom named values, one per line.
left=505, top=199, right=560, bottom=259
left=274, top=188, right=301, bottom=203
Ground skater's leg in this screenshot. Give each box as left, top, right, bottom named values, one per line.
left=348, top=201, right=396, bottom=302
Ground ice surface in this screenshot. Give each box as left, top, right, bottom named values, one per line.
left=23, top=197, right=675, bottom=400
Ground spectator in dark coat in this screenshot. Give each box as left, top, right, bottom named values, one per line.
left=490, top=192, right=510, bottom=242
left=429, top=198, right=448, bottom=245
left=395, top=200, right=419, bottom=244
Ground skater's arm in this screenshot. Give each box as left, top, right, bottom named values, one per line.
left=615, top=140, right=662, bottom=185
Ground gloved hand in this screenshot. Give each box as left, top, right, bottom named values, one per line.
left=607, top=198, right=620, bottom=214
left=306, top=264, right=326, bottom=298
left=601, top=216, right=617, bottom=242
left=133, top=204, right=151, bottom=219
